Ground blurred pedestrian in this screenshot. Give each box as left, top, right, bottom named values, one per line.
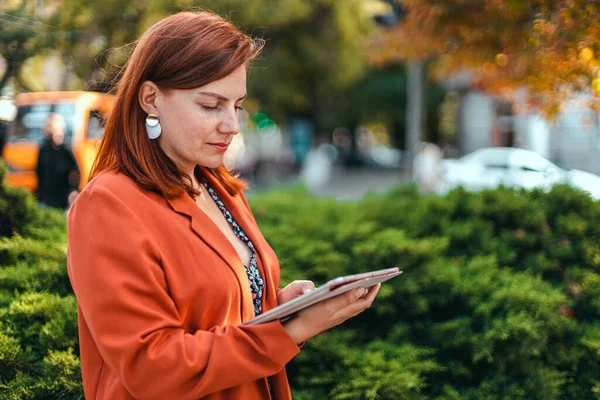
left=413, top=142, right=443, bottom=192
left=36, top=114, right=80, bottom=209
left=300, top=143, right=336, bottom=190
left=0, top=120, right=8, bottom=156
left=66, top=11, right=381, bottom=400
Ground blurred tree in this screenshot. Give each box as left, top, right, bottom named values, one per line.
left=371, top=0, right=426, bottom=176
left=172, top=2, right=444, bottom=163
left=4, top=0, right=442, bottom=154
left=0, top=1, right=43, bottom=90
left=0, top=0, right=144, bottom=92
left=182, top=0, right=377, bottom=138
left=49, top=0, right=146, bottom=91
left=371, top=0, right=600, bottom=116
left=345, top=66, right=407, bottom=146
left=49, top=0, right=379, bottom=138
left=340, top=65, right=444, bottom=157
left=152, top=1, right=445, bottom=158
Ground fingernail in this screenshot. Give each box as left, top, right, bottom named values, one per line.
left=355, top=288, right=366, bottom=298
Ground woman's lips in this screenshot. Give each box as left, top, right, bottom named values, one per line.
left=209, top=143, right=229, bottom=152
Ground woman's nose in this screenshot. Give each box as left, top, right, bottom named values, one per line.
left=218, top=108, right=240, bottom=135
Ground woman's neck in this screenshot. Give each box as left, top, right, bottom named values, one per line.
left=190, top=165, right=206, bottom=193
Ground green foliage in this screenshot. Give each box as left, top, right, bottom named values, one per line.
left=0, top=161, right=78, bottom=398
left=0, top=0, right=40, bottom=89
left=214, top=0, right=376, bottom=132
left=291, top=331, right=439, bottom=400
left=26, top=1, right=392, bottom=134
left=1, top=153, right=600, bottom=399
left=249, top=184, right=600, bottom=399
left=5, top=1, right=447, bottom=143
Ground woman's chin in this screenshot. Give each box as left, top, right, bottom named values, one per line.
left=197, top=157, right=224, bottom=169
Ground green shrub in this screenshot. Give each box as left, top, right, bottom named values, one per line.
left=1, top=159, right=600, bottom=399
left=249, top=184, right=600, bottom=399
left=0, top=162, right=78, bottom=399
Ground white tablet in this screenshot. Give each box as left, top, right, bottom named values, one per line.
left=243, top=267, right=402, bottom=326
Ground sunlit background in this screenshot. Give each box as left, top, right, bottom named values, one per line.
left=2, top=0, right=598, bottom=200
left=2, top=2, right=600, bottom=399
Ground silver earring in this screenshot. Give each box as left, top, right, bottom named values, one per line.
left=146, top=114, right=161, bottom=139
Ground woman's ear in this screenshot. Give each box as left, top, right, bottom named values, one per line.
left=138, top=81, right=161, bottom=115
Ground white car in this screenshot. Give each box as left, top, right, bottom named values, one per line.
left=439, top=147, right=600, bottom=200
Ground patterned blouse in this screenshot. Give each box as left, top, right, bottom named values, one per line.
left=202, top=182, right=274, bottom=399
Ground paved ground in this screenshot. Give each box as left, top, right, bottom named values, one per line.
left=253, top=166, right=410, bottom=201
left=307, top=167, right=409, bottom=200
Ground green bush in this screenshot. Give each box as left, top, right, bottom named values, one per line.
left=0, top=163, right=80, bottom=400
left=249, top=184, right=600, bottom=399
left=1, top=157, right=599, bottom=399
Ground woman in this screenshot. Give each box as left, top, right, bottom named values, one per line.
left=67, top=11, right=380, bottom=400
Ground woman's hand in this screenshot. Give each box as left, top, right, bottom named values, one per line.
left=282, top=284, right=381, bottom=344
left=277, top=280, right=315, bottom=305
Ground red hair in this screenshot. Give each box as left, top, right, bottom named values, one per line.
left=90, top=11, right=264, bottom=198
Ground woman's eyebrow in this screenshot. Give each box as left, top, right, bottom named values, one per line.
left=197, top=92, right=247, bottom=101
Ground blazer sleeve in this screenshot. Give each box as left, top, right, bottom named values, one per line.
left=67, top=185, right=300, bottom=399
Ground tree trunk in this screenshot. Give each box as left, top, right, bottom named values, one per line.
left=404, top=60, right=424, bottom=178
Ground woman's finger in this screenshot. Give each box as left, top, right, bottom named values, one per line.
left=278, top=280, right=316, bottom=304
left=297, top=280, right=316, bottom=294
left=362, top=283, right=381, bottom=304
left=332, top=284, right=381, bottom=320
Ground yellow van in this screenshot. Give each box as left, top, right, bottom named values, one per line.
left=2, top=91, right=115, bottom=192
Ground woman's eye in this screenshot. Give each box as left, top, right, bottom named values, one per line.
left=235, top=106, right=244, bottom=111
left=202, top=105, right=219, bottom=111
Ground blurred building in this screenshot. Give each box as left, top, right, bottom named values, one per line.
left=448, top=82, right=600, bottom=175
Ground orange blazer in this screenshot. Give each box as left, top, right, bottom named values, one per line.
left=67, top=169, right=301, bottom=400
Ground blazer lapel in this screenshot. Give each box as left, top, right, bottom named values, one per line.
left=201, top=171, right=276, bottom=302
left=231, top=203, right=277, bottom=306
left=166, top=192, right=255, bottom=322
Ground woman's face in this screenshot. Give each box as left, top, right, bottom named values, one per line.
left=154, top=65, right=247, bottom=172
